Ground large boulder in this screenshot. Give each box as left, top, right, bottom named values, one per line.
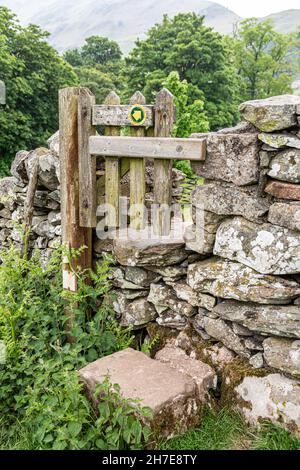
left=235, top=374, right=300, bottom=435
left=213, top=300, right=300, bottom=339
left=268, top=149, right=300, bottom=183
left=268, top=202, right=300, bottom=231
left=239, top=95, right=300, bottom=132
left=191, top=182, right=269, bottom=223
left=214, top=216, right=300, bottom=275
left=263, top=337, right=300, bottom=378
left=187, top=257, right=300, bottom=304
left=190, top=133, right=259, bottom=186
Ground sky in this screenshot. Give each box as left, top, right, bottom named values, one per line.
left=1, top=0, right=300, bottom=22
left=217, top=0, right=300, bottom=17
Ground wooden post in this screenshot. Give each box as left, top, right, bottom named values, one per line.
left=153, top=88, right=175, bottom=236
left=104, top=91, right=121, bottom=228
left=129, top=91, right=146, bottom=230
left=59, top=87, right=93, bottom=338
left=21, top=154, right=39, bottom=259
left=78, top=88, right=96, bottom=228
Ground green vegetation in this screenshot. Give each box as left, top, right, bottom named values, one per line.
left=0, top=7, right=77, bottom=171
left=232, top=18, right=298, bottom=100
left=0, top=243, right=151, bottom=450
left=125, top=13, right=241, bottom=130
left=1, top=6, right=300, bottom=177
left=162, top=407, right=300, bottom=451
left=64, top=35, right=124, bottom=104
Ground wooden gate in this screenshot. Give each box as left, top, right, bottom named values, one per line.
left=59, top=87, right=206, bottom=289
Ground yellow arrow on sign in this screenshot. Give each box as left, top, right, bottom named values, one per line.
left=132, top=110, right=142, bottom=121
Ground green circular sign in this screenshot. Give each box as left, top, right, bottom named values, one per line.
left=129, top=104, right=147, bottom=126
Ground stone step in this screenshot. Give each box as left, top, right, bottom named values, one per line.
left=79, top=347, right=214, bottom=439
left=155, top=345, right=217, bottom=400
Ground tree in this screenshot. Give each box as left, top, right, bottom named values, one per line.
left=125, top=13, right=241, bottom=130
left=163, top=71, right=209, bottom=137
left=0, top=7, right=77, bottom=171
left=233, top=18, right=298, bottom=100
left=64, top=36, right=124, bottom=104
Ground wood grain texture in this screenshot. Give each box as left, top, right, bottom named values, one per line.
left=89, top=136, right=206, bottom=160
left=129, top=91, right=146, bottom=230
left=59, top=87, right=93, bottom=342
left=104, top=91, right=121, bottom=228
left=59, top=87, right=92, bottom=272
left=78, top=88, right=96, bottom=228
left=154, top=88, right=176, bottom=236
left=21, top=154, right=39, bottom=259
left=93, top=104, right=153, bottom=126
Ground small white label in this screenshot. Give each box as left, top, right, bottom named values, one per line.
left=63, top=269, right=77, bottom=292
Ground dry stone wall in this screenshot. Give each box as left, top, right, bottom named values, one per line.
left=1, top=94, right=300, bottom=433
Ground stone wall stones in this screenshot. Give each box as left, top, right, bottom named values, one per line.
left=1, top=93, right=300, bottom=433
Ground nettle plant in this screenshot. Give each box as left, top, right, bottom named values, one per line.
left=0, top=243, right=152, bottom=450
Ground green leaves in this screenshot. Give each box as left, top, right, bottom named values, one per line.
left=0, top=6, right=77, bottom=174
left=0, top=243, right=148, bottom=450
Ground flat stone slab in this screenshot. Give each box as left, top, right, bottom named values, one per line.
left=265, top=181, right=300, bottom=200
left=239, top=95, right=300, bottom=132
left=79, top=348, right=201, bottom=439
left=155, top=346, right=217, bottom=400
left=113, top=227, right=189, bottom=267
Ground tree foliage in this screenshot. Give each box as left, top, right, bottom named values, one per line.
left=0, top=7, right=77, bottom=167
left=233, top=18, right=298, bottom=100
left=163, top=71, right=209, bottom=137
left=125, top=13, right=241, bottom=130
left=64, top=36, right=124, bottom=104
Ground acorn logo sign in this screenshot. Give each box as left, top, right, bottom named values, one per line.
left=0, top=80, right=6, bottom=105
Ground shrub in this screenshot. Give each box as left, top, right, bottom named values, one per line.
left=0, top=244, right=151, bottom=450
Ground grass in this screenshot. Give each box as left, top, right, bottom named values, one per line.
left=1, top=408, right=300, bottom=451
left=161, top=407, right=300, bottom=451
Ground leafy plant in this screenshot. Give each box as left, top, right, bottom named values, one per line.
left=0, top=243, right=150, bottom=450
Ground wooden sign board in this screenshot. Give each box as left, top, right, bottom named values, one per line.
left=89, top=136, right=206, bottom=161
left=92, top=104, right=154, bottom=127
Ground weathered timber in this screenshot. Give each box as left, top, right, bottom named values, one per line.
left=78, top=89, right=96, bottom=228
left=59, top=87, right=93, bottom=340
left=154, top=88, right=176, bottom=236
left=129, top=91, right=146, bottom=230
left=89, top=136, right=206, bottom=161
left=92, top=104, right=153, bottom=127
left=104, top=91, right=121, bottom=228
left=21, top=155, right=39, bottom=259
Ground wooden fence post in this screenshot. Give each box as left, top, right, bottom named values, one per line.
left=59, top=87, right=93, bottom=338
left=78, top=88, right=96, bottom=228
left=104, top=91, right=121, bottom=228
left=153, top=88, right=175, bottom=236
left=129, top=91, right=146, bottom=230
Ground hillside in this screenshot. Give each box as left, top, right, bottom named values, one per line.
left=1, top=1, right=300, bottom=54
